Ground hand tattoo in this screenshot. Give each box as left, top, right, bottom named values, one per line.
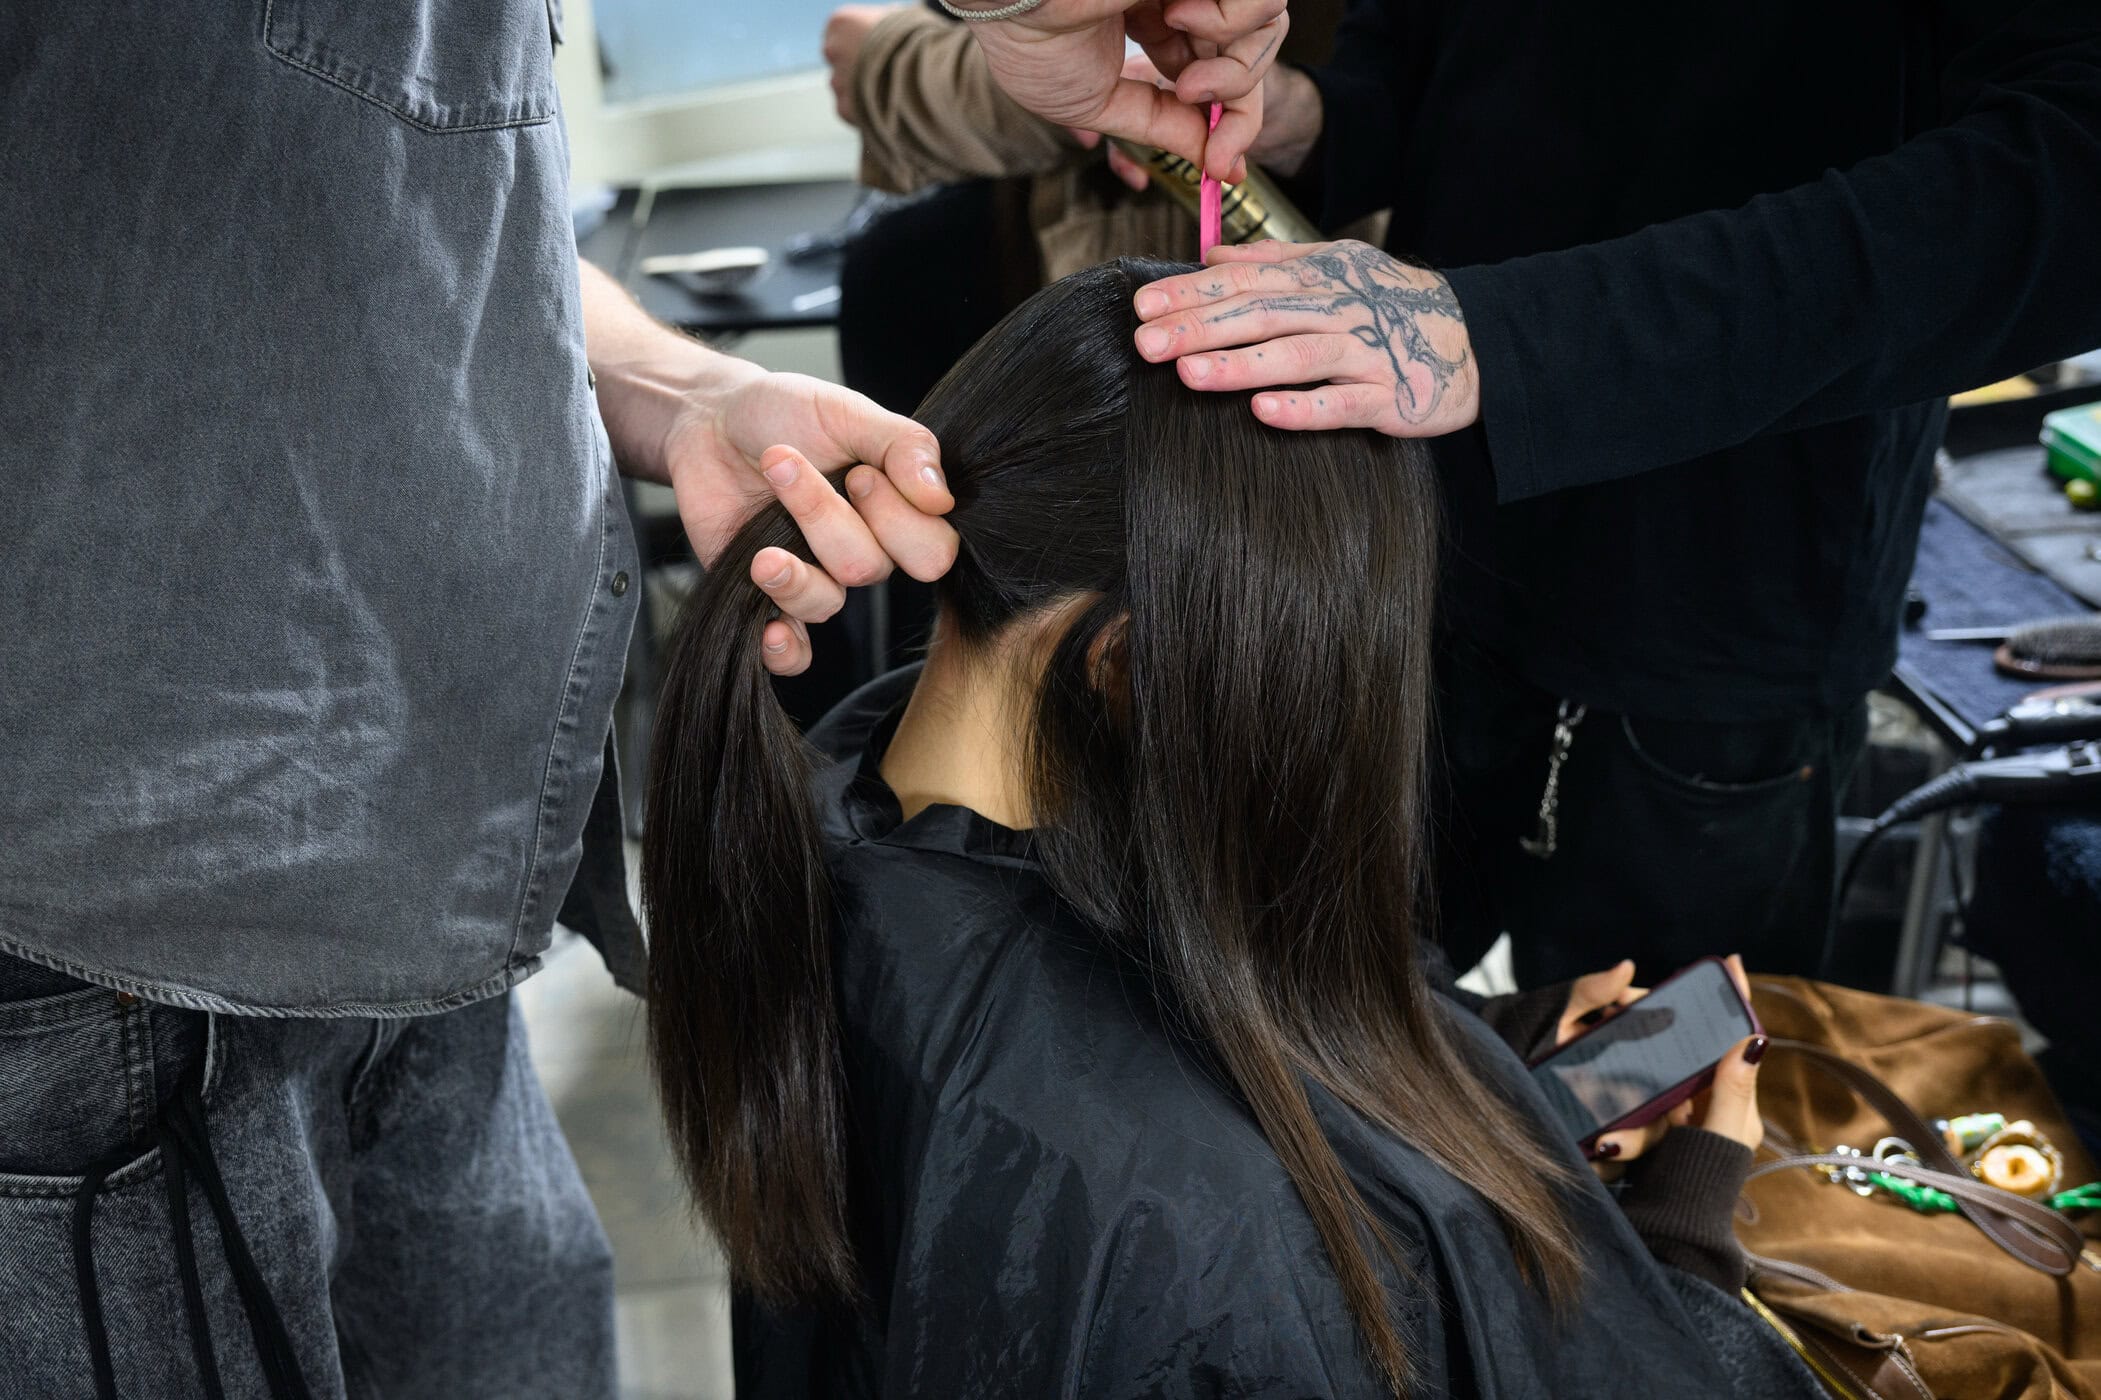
left=1209, top=242, right=1468, bottom=424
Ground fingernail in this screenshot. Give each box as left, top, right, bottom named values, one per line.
left=1743, top=1036, right=1768, bottom=1066
left=1135, top=325, right=1170, bottom=358
left=1198, top=89, right=1217, bottom=104
left=1136, top=290, right=1168, bottom=318
left=1594, top=1141, right=1621, bottom=1161
left=1183, top=355, right=1213, bottom=382
left=763, top=456, right=797, bottom=488
left=763, top=638, right=788, bottom=654
left=759, top=563, right=791, bottom=590
left=919, top=462, right=946, bottom=493
left=1253, top=394, right=1278, bottom=415
left=847, top=470, right=875, bottom=500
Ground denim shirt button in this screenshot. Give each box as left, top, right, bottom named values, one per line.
left=609, top=571, right=630, bottom=597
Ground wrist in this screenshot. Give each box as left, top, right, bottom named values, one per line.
left=592, top=336, right=764, bottom=486
left=1250, top=66, right=1323, bottom=178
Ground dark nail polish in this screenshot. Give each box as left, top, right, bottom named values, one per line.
left=1743, top=1035, right=1769, bottom=1066
left=1593, top=1141, right=1621, bottom=1161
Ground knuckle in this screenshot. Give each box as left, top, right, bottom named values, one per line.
left=832, top=555, right=887, bottom=589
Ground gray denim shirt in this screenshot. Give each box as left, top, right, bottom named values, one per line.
left=0, top=1, right=646, bottom=1014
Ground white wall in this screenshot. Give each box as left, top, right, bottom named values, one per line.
left=556, top=0, right=860, bottom=190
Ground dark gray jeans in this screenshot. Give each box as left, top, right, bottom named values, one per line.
left=0, top=953, right=615, bottom=1398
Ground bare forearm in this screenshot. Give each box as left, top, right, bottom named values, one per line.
left=577, top=257, right=760, bottom=486
left=1250, top=66, right=1324, bottom=179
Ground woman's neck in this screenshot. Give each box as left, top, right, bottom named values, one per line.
left=880, top=640, right=1035, bottom=829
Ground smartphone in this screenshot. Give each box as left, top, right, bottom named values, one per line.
left=1526, top=957, right=1761, bottom=1152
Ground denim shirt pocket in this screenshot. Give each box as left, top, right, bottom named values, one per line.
left=261, top=0, right=558, bottom=133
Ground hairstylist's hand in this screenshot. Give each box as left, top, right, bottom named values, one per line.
left=965, top=0, right=1288, bottom=181
left=580, top=262, right=957, bottom=677
left=1066, top=54, right=1176, bottom=191
left=823, top=4, right=903, bottom=125
left=1131, top=239, right=1480, bottom=437
left=1073, top=53, right=1326, bottom=189
left=663, top=370, right=959, bottom=675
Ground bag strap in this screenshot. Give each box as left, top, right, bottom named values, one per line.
left=1748, top=1152, right=2083, bottom=1275
left=1758, top=1038, right=2086, bottom=1277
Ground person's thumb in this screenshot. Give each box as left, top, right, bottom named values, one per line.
left=1699, top=1036, right=1767, bottom=1152
left=1556, top=959, right=1638, bottom=1045
left=1571, top=959, right=1637, bottom=1010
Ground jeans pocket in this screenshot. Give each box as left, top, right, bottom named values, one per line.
left=1601, top=716, right=1825, bottom=947
left=1618, top=714, right=1818, bottom=799
left=0, top=1015, right=224, bottom=1400
left=0, top=964, right=214, bottom=1189
left=261, top=0, right=558, bottom=132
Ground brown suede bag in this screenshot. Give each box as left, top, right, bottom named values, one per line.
left=1737, top=977, right=2101, bottom=1400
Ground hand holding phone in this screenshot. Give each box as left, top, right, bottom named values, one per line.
left=1527, top=956, right=1764, bottom=1157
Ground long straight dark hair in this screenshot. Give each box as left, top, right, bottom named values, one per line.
left=643, top=258, right=1581, bottom=1392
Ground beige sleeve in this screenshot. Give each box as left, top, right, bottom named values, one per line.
left=852, top=8, right=1080, bottom=193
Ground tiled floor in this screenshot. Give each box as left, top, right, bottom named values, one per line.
left=517, top=932, right=733, bottom=1400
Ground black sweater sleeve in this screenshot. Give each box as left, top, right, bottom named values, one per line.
left=1442, top=0, right=2101, bottom=502
left=1615, top=1129, right=1755, bottom=1294
left=1296, top=0, right=1431, bottom=232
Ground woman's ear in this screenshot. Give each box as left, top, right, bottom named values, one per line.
left=1085, top=613, right=1132, bottom=716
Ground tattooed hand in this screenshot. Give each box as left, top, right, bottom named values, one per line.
left=1131, top=239, right=1481, bottom=438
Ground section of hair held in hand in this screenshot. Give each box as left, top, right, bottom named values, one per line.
left=641, top=502, right=855, bottom=1306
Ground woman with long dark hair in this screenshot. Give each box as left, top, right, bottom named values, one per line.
left=642, top=259, right=1819, bottom=1397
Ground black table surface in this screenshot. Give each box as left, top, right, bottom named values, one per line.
left=584, top=180, right=861, bottom=339
left=1894, top=491, right=2094, bottom=750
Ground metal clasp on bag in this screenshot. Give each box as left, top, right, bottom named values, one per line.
left=1520, top=700, right=1587, bottom=860
left=1820, top=1144, right=1880, bottom=1198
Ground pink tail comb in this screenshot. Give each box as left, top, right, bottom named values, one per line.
left=1198, top=102, right=1223, bottom=258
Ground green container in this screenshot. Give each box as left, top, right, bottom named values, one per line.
left=2041, top=400, right=2101, bottom=484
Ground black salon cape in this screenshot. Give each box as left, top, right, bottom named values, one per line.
left=735, top=670, right=1803, bottom=1398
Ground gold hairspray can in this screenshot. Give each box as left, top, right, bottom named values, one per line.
left=1109, top=142, right=1323, bottom=246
